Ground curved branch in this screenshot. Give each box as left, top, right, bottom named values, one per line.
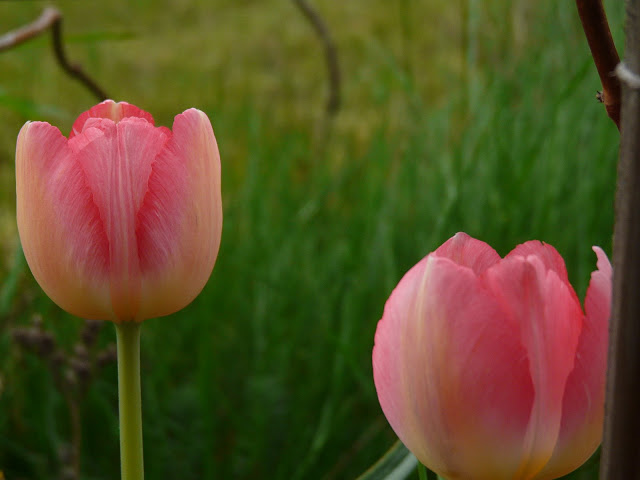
left=293, top=0, right=341, bottom=115
left=0, top=7, right=108, bottom=101
left=576, top=0, right=621, bottom=129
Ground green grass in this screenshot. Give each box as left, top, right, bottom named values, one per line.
left=0, top=0, right=623, bottom=479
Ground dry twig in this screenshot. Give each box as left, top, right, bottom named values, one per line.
left=13, top=316, right=116, bottom=480
left=293, top=0, right=341, bottom=115
left=0, top=7, right=108, bottom=100
left=575, top=0, right=621, bottom=129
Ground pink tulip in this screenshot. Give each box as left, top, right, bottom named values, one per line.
left=16, top=100, right=222, bottom=322
left=373, top=233, right=612, bottom=480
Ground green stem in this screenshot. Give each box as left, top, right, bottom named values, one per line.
left=418, top=462, right=440, bottom=480
left=418, top=462, right=428, bottom=480
left=115, top=322, right=144, bottom=480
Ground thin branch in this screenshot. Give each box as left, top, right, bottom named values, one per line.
left=576, top=0, right=621, bottom=129
left=0, top=7, right=60, bottom=52
left=293, top=0, right=341, bottom=115
left=0, top=7, right=108, bottom=101
left=600, top=1, right=640, bottom=478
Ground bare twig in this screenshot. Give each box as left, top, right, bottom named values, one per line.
left=600, top=1, right=640, bottom=473
left=13, top=317, right=115, bottom=480
left=292, top=0, right=341, bottom=115
left=0, top=7, right=108, bottom=101
left=576, top=0, right=621, bottom=129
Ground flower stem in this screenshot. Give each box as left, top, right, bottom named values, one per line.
left=115, top=321, right=144, bottom=480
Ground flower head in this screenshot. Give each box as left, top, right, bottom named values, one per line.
left=372, top=233, right=611, bottom=480
left=16, top=100, right=222, bottom=322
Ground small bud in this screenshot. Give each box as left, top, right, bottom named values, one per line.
left=70, top=357, right=91, bottom=383
left=31, top=314, right=43, bottom=329
left=97, top=344, right=117, bottom=367
left=38, top=331, right=55, bottom=356
left=59, top=467, right=77, bottom=480
left=57, top=443, right=74, bottom=464
left=73, top=344, right=89, bottom=362
left=64, top=368, right=77, bottom=388
left=51, top=350, right=66, bottom=368
left=81, top=320, right=102, bottom=347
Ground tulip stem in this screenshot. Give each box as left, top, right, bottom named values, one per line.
left=115, top=321, right=144, bottom=480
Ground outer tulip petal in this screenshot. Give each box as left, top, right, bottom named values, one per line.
left=434, top=231, right=501, bottom=274
left=373, top=256, right=429, bottom=450
left=374, top=255, right=535, bottom=479
left=16, top=122, right=113, bottom=319
left=536, top=247, right=612, bottom=479
left=485, top=255, right=583, bottom=479
left=135, top=108, right=222, bottom=320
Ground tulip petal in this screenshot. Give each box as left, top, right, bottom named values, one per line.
left=69, top=117, right=170, bottom=320
left=135, top=108, right=222, bottom=320
left=485, top=255, right=583, bottom=479
left=69, top=100, right=155, bottom=138
left=536, top=247, right=611, bottom=479
left=374, top=255, right=535, bottom=479
left=434, top=231, right=501, bottom=274
left=506, top=241, right=570, bottom=284
left=506, top=241, right=581, bottom=308
left=16, top=122, right=113, bottom=319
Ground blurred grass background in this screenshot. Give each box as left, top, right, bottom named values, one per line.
left=0, top=0, right=623, bottom=479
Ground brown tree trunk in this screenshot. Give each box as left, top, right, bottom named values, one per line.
left=600, top=1, right=640, bottom=478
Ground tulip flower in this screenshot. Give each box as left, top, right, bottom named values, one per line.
left=372, top=233, right=612, bottom=480
left=16, top=100, right=222, bottom=323
left=15, top=100, right=222, bottom=480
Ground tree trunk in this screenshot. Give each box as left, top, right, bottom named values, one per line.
left=600, top=1, right=640, bottom=478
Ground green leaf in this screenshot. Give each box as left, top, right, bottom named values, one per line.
left=0, top=87, right=70, bottom=120
left=355, top=440, right=417, bottom=480
left=0, top=242, right=25, bottom=316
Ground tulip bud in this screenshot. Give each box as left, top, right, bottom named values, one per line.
left=373, top=233, right=612, bottom=480
left=16, top=100, right=222, bottom=322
